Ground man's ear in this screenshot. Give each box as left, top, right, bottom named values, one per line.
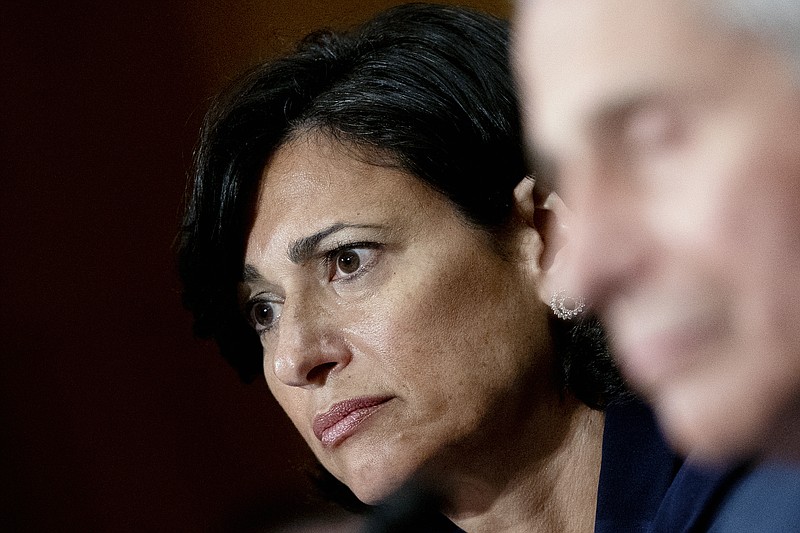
left=512, top=177, right=572, bottom=303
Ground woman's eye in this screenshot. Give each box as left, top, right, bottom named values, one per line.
left=329, top=246, right=379, bottom=281
left=337, top=249, right=361, bottom=274
left=248, top=300, right=283, bottom=333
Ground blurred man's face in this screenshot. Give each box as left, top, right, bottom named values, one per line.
left=515, top=0, right=800, bottom=462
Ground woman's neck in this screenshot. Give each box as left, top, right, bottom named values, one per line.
left=438, top=399, right=605, bottom=533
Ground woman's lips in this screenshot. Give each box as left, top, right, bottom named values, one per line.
left=313, top=396, right=391, bottom=448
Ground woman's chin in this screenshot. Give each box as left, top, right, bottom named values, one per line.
left=341, top=467, right=413, bottom=506
left=347, top=478, right=402, bottom=506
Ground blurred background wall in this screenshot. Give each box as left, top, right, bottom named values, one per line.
left=1, top=1, right=510, bottom=530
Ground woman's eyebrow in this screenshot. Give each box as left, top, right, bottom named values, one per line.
left=241, top=263, right=265, bottom=283
left=287, top=223, right=381, bottom=264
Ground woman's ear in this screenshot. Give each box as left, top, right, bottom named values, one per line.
left=512, top=177, right=572, bottom=303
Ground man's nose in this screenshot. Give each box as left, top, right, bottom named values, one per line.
left=558, top=162, right=649, bottom=308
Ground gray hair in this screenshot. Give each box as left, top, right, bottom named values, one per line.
left=703, top=0, right=800, bottom=75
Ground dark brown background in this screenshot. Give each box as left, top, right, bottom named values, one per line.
left=1, top=1, right=509, bottom=530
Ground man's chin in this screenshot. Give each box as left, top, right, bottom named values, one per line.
left=655, top=386, right=765, bottom=466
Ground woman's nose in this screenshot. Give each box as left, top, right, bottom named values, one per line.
left=268, top=302, right=352, bottom=388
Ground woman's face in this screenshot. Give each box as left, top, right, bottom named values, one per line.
left=240, top=133, right=553, bottom=503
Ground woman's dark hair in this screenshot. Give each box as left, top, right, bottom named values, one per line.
left=178, top=3, right=627, bottom=409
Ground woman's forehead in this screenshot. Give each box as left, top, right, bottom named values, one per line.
left=257, top=134, right=421, bottom=212
left=246, top=134, right=464, bottom=255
